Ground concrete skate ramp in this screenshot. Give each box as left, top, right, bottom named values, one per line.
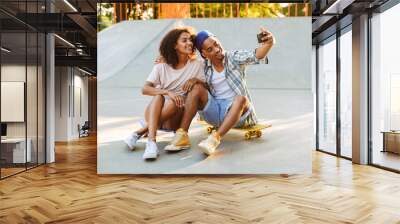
left=98, top=18, right=311, bottom=89
left=97, top=18, right=313, bottom=174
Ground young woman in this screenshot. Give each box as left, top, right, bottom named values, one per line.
left=124, top=27, right=205, bottom=160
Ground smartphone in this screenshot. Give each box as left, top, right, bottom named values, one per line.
left=257, top=32, right=267, bottom=43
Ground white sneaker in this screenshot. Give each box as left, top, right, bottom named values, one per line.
left=198, top=131, right=221, bottom=156
left=143, top=140, right=159, bottom=160
left=124, top=133, right=140, bottom=150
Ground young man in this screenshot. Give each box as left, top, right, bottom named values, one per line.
left=165, top=28, right=275, bottom=155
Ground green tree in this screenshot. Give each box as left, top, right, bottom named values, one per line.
left=97, top=3, right=113, bottom=32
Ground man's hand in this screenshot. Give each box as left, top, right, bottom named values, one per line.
left=167, top=91, right=184, bottom=108
left=255, top=27, right=275, bottom=59
left=259, top=27, right=276, bottom=46
left=182, top=78, right=199, bottom=93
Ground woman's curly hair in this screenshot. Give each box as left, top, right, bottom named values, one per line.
left=159, top=27, right=196, bottom=68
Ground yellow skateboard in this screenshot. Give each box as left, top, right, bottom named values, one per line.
left=205, top=123, right=272, bottom=140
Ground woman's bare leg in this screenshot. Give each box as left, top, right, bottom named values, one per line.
left=145, top=95, right=165, bottom=141
left=161, top=101, right=184, bottom=131
left=134, top=101, right=182, bottom=137
left=135, top=127, right=148, bottom=136
left=133, top=104, right=152, bottom=137
left=143, top=97, right=182, bottom=141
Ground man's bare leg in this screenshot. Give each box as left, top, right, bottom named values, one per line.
left=216, top=95, right=249, bottom=137
left=197, top=95, right=250, bottom=155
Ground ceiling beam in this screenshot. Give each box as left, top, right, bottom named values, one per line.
left=67, top=13, right=96, bottom=39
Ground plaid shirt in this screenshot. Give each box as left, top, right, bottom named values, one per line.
left=204, top=49, right=268, bottom=127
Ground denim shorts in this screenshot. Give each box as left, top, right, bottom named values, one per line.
left=198, top=92, right=251, bottom=128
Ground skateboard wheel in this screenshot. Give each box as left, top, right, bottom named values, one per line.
left=207, top=127, right=213, bottom=134
left=256, top=131, right=262, bottom=138
left=245, top=132, right=251, bottom=140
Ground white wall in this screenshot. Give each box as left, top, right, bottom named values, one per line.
left=1, top=65, right=26, bottom=141
left=1, top=65, right=39, bottom=138
left=72, top=73, right=89, bottom=138
left=55, top=66, right=69, bottom=141
left=1, top=82, right=25, bottom=122
left=1, top=63, right=46, bottom=164
left=74, top=74, right=89, bottom=121
left=55, top=67, right=89, bottom=141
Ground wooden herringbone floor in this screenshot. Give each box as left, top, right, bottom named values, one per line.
left=1, top=135, right=400, bottom=224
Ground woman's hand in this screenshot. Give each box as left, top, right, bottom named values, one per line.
left=154, top=55, right=165, bottom=64
left=167, top=91, right=185, bottom=108
left=182, top=78, right=198, bottom=93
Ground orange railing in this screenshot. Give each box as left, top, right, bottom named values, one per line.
left=97, top=3, right=311, bottom=31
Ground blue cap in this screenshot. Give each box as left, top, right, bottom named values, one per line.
left=195, top=30, right=215, bottom=52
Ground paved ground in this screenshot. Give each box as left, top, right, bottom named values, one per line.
left=98, top=87, right=313, bottom=174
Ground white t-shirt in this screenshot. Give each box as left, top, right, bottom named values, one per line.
left=146, top=59, right=206, bottom=96
left=211, top=67, right=236, bottom=100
